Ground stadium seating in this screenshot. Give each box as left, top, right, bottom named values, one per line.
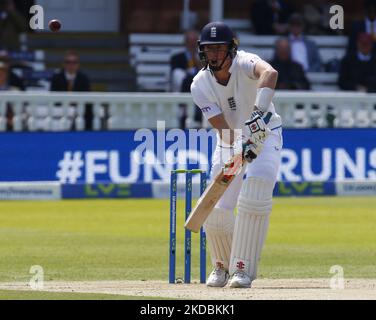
left=9, top=50, right=45, bottom=70
left=129, top=33, right=348, bottom=92
left=22, top=32, right=135, bottom=92
left=8, top=50, right=51, bottom=91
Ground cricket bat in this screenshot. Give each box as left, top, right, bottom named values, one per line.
left=184, top=153, right=245, bottom=233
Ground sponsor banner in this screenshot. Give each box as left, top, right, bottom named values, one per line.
left=152, top=182, right=203, bottom=199
left=0, top=129, right=375, bottom=184
left=274, top=181, right=336, bottom=197
left=279, top=129, right=376, bottom=183
left=61, top=183, right=152, bottom=199
left=2, top=181, right=375, bottom=200
left=0, top=182, right=61, bottom=200
left=336, top=180, right=376, bottom=196
left=0, top=130, right=214, bottom=183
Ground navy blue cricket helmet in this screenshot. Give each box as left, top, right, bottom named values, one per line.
left=198, top=21, right=238, bottom=71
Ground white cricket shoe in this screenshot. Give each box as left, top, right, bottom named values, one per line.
left=229, top=270, right=252, bottom=288
left=206, top=266, right=230, bottom=287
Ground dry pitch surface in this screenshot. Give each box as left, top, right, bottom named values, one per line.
left=1, top=279, right=376, bottom=300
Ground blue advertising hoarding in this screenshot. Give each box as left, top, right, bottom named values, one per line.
left=280, top=129, right=376, bottom=182
left=0, top=129, right=375, bottom=185
left=0, top=130, right=215, bottom=183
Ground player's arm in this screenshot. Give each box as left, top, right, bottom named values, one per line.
left=254, top=60, right=278, bottom=90
left=208, top=113, right=236, bottom=146
left=253, top=60, right=278, bottom=112
left=190, top=82, right=237, bottom=145
left=239, top=59, right=278, bottom=162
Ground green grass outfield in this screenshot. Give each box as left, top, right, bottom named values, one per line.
left=0, top=197, right=375, bottom=298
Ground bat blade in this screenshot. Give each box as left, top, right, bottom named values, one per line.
left=184, top=154, right=244, bottom=233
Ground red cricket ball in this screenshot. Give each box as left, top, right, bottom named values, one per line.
left=49, top=19, right=62, bottom=32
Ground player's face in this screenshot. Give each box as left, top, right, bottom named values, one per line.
left=204, top=44, right=228, bottom=59
left=203, top=44, right=231, bottom=69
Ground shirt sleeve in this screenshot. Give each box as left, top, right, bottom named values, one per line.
left=237, top=52, right=262, bottom=80
left=191, top=81, right=222, bottom=120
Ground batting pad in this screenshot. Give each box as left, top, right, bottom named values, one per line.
left=230, top=177, right=274, bottom=279
left=204, top=207, right=235, bottom=271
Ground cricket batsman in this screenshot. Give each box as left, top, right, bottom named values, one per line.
left=191, top=21, right=283, bottom=288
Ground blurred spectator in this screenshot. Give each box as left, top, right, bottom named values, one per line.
left=0, top=54, right=24, bottom=90
left=338, top=33, right=376, bottom=92
left=348, top=0, right=376, bottom=54
left=0, top=60, right=11, bottom=90
left=170, top=30, right=201, bottom=92
left=50, top=51, right=93, bottom=130
left=0, top=0, right=28, bottom=51
left=250, top=0, right=293, bottom=35
left=270, top=38, right=311, bottom=90
left=170, top=30, right=202, bottom=129
left=302, top=0, right=338, bottom=35
left=288, top=13, right=322, bottom=72
left=50, top=51, right=91, bottom=92
left=0, top=59, right=23, bottom=131
left=0, top=61, right=13, bottom=131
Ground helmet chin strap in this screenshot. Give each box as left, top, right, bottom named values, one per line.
left=208, top=52, right=230, bottom=72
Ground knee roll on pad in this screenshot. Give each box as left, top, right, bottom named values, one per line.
left=237, top=176, right=274, bottom=215
left=204, top=207, right=235, bottom=234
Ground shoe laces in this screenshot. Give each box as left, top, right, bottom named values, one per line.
left=234, top=270, right=247, bottom=278
left=212, top=266, right=225, bottom=276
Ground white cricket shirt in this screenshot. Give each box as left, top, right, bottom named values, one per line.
left=191, top=50, right=282, bottom=141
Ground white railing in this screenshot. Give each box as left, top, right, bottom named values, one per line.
left=0, top=91, right=375, bottom=131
